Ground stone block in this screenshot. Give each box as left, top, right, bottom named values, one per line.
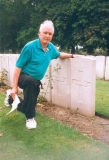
left=40, top=66, right=51, bottom=102
left=1, top=54, right=10, bottom=85
left=71, top=57, right=96, bottom=117
left=8, top=54, right=18, bottom=86
left=51, top=58, right=71, bottom=108
left=105, top=56, right=109, bottom=80
left=96, top=56, right=105, bottom=79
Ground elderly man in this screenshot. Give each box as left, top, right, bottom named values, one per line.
left=4, top=20, right=79, bottom=129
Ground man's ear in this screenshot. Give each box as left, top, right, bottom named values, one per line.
left=38, top=31, right=40, bottom=36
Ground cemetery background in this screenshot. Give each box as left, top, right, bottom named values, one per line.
left=0, top=54, right=109, bottom=146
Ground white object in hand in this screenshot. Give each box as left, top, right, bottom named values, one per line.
left=6, top=94, right=20, bottom=115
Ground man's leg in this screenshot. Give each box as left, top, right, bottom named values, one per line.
left=17, top=73, right=40, bottom=119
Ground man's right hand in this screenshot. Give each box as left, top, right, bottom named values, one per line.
left=11, top=87, right=18, bottom=100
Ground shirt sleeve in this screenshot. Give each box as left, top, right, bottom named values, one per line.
left=16, top=45, right=31, bottom=68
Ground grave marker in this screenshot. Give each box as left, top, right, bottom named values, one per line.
left=105, top=56, right=109, bottom=80
left=51, top=58, right=71, bottom=108
left=71, top=57, right=96, bottom=117
left=1, top=54, right=9, bottom=85
left=96, top=56, right=105, bottom=79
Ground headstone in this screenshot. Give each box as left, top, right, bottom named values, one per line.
left=105, top=56, right=109, bottom=80
left=41, top=66, right=51, bottom=102
left=96, top=56, right=105, bottom=79
left=86, top=55, right=95, bottom=60
left=8, top=54, right=17, bottom=86
left=15, top=54, right=20, bottom=60
left=1, top=54, right=10, bottom=85
left=50, top=58, right=71, bottom=108
left=71, top=57, right=96, bottom=117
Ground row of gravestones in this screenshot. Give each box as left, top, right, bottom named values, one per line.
left=0, top=54, right=108, bottom=80
left=88, top=55, right=108, bottom=80
left=0, top=54, right=107, bottom=117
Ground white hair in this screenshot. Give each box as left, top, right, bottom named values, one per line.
left=39, top=20, right=54, bottom=34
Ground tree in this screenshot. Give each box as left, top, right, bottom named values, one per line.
left=1, top=0, right=109, bottom=55
left=28, top=0, right=76, bottom=52
left=0, top=0, right=35, bottom=52
left=71, top=0, right=109, bottom=55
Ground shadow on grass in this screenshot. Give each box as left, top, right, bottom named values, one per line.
left=95, top=112, right=109, bottom=120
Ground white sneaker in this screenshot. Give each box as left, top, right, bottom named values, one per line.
left=26, top=118, right=37, bottom=129
left=4, top=89, right=12, bottom=107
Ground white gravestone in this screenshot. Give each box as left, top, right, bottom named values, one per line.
left=71, top=57, right=96, bottom=117
left=51, top=58, right=71, bottom=108
left=1, top=54, right=10, bottom=85
left=8, top=54, right=18, bottom=86
left=41, top=66, right=51, bottom=102
left=96, top=56, right=105, bottom=79
left=86, top=55, right=95, bottom=60
left=105, top=56, right=109, bottom=80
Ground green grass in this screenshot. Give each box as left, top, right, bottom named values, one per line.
left=96, top=79, right=109, bottom=117
left=0, top=79, right=109, bottom=160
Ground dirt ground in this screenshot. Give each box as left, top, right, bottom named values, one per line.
left=37, top=101, right=109, bottom=146
left=1, top=86, right=109, bottom=146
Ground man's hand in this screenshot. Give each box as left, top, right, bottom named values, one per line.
left=11, top=67, right=21, bottom=100
left=11, top=87, right=18, bottom=100
left=73, top=54, right=84, bottom=58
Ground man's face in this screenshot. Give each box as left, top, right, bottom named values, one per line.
left=38, top=26, right=54, bottom=46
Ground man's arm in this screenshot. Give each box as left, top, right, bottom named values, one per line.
left=11, top=67, right=21, bottom=99
left=59, top=52, right=81, bottom=59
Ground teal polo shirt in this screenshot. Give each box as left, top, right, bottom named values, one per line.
left=16, top=39, right=60, bottom=80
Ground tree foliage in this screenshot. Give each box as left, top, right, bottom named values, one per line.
left=71, top=0, right=109, bottom=54
left=0, top=0, right=109, bottom=55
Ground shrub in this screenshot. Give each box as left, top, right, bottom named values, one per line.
left=0, top=69, right=8, bottom=86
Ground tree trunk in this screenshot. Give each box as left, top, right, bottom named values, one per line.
left=106, top=45, right=109, bottom=56
left=71, top=46, right=75, bottom=54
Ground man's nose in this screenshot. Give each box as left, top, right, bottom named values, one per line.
left=46, top=33, right=50, bottom=37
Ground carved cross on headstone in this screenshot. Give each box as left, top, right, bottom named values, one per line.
left=72, top=70, right=90, bottom=107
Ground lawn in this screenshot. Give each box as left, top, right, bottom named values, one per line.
left=0, top=79, right=109, bottom=160
left=96, top=79, right=109, bottom=117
